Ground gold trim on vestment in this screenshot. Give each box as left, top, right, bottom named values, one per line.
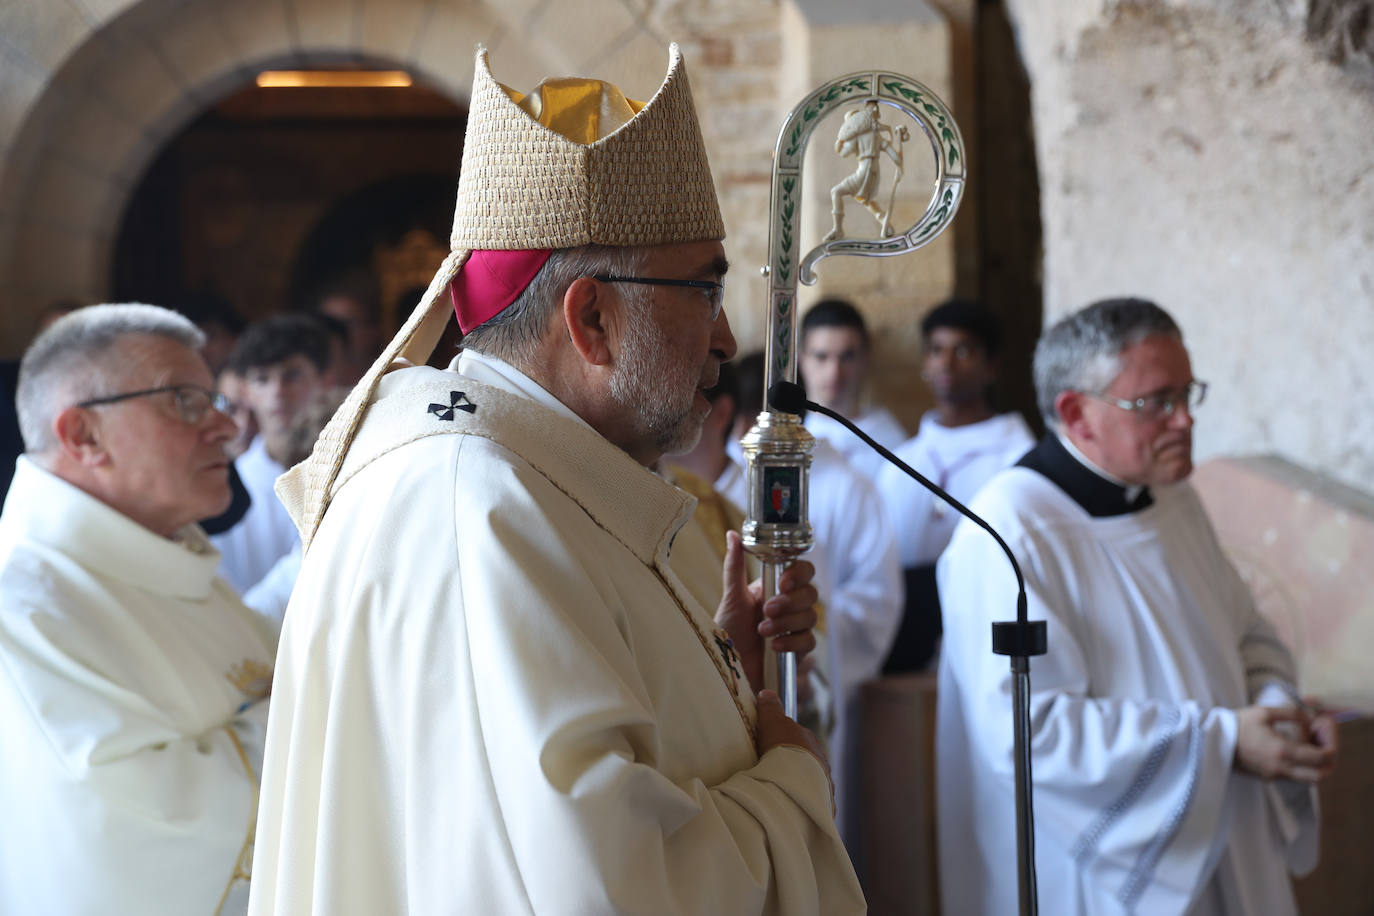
left=214, top=725, right=259, bottom=916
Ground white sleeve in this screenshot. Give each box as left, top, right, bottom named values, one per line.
left=938, top=515, right=1239, bottom=915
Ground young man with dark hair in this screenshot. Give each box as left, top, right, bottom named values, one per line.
left=798, top=298, right=906, bottom=481
left=213, top=314, right=331, bottom=593
left=878, top=298, right=1034, bottom=672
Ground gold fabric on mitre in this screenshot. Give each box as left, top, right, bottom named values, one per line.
left=506, top=78, right=647, bottom=145
left=279, top=43, right=725, bottom=550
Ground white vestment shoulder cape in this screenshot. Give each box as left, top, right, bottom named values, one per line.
left=0, top=458, right=276, bottom=916
left=936, top=467, right=1316, bottom=916
left=250, top=365, right=865, bottom=915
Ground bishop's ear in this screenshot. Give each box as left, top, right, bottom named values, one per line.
left=51, top=406, right=109, bottom=467
left=561, top=276, right=617, bottom=368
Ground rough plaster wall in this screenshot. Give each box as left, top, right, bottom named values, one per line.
left=1006, top=0, right=1374, bottom=494
left=653, top=0, right=783, bottom=360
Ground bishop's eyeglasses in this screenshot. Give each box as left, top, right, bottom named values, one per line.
left=1087, top=380, right=1208, bottom=422
left=591, top=275, right=725, bottom=321
left=75, top=385, right=233, bottom=425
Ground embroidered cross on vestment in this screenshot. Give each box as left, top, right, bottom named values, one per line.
left=428, top=391, right=476, bottom=420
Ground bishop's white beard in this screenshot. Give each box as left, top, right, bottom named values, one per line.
left=609, top=297, right=709, bottom=458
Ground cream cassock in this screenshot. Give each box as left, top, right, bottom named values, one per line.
left=0, top=457, right=275, bottom=915
left=249, top=353, right=864, bottom=914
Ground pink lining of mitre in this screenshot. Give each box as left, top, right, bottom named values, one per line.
left=450, top=248, right=553, bottom=333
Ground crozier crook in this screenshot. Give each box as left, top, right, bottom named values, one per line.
left=740, top=70, right=965, bottom=718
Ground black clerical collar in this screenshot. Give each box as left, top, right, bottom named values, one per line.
left=1017, top=434, right=1154, bottom=517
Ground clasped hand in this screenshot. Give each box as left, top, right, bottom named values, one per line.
left=1234, top=701, right=1339, bottom=783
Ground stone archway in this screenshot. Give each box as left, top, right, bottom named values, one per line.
left=0, top=0, right=683, bottom=354
left=0, top=0, right=998, bottom=437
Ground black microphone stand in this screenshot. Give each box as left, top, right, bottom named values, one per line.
left=768, top=383, right=1047, bottom=916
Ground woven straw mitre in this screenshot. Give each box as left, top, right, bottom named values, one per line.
left=279, top=43, right=724, bottom=550
left=453, top=43, right=723, bottom=249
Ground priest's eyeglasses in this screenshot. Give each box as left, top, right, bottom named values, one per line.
left=76, top=385, right=234, bottom=425
left=1089, top=380, right=1208, bottom=421
left=591, top=275, right=725, bottom=321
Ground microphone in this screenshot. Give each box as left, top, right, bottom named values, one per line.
left=767, top=379, right=1047, bottom=914
left=765, top=380, right=810, bottom=416
left=768, top=381, right=1031, bottom=613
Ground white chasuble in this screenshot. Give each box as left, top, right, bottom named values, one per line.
left=0, top=458, right=276, bottom=915
left=250, top=364, right=864, bottom=915
left=936, top=466, right=1315, bottom=916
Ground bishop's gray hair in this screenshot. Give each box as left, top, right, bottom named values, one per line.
left=16, top=303, right=205, bottom=455
left=1033, top=297, right=1182, bottom=428
left=459, top=244, right=649, bottom=368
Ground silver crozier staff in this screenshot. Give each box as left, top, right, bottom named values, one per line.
left=741, top=70, right=966, bottom=718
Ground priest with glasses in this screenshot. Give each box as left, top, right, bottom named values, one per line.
left=936, top=297, right=1338, bottom=915
left=0, top=303, right=275, bottom=914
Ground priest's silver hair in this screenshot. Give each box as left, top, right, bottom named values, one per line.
left=17, top=303, right=205, bottom=455
left=460, top=244, right=649, bottom=369
left=1033, top=297, right=1182, bottom=428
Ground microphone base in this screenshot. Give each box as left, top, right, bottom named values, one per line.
left=992, top=620, right=1048, bottom=658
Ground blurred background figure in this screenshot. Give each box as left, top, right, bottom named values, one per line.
left=242, top=386, right=347, bottom=633
left=0, top=303, right=274, bottom=914
left=196, top=364, right=256, bottom=538
left=311, top=271, right=383, bottom=386
left=304, top=311, right=353, bottom=389
left=212, top=314, right=330, bottom=594
left=798, top=298, right=906, bottom=482
left=175, top=291, right=247, bottom=377
left=878, top=299, right=1034, bottom=673
left=722, top=350, right=901, bottom=867
left=217, top=367, right=257, bottom=461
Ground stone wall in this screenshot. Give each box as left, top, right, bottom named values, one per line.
left=0, top=0, right=969, bottom=388
left=1005, top=0, right=1374, bottom=492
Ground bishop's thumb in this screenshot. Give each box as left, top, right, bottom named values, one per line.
left=721, top=529, right=748, bottom=599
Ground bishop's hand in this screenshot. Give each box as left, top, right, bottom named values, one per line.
left=755, top=689, right=832, bottom=805
left=716, top=530, right=818, bottom=695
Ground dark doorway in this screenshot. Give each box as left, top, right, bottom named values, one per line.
left=113, top=70, right=466, bottom=328
left=977, top=0, right=1045, bottom=431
